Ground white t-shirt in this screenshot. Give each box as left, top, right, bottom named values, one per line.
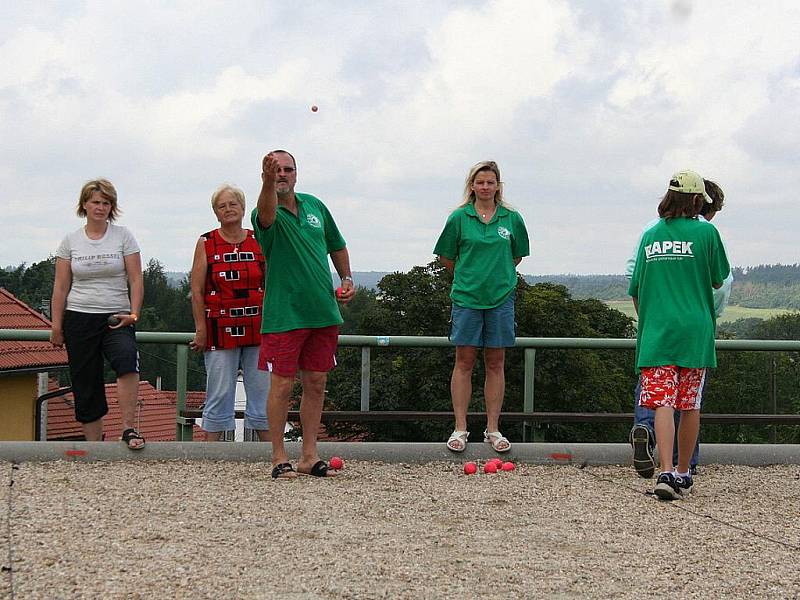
left=55, top=223, right=140, bottom=313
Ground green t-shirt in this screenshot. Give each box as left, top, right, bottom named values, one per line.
left=251, top=193, right=346, bottom=333
left=628, top=217, right=730, bottom=369
left=433, top=203, right=530, bottom=309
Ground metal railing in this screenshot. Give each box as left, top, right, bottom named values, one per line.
left=4, top=328, right=800, bottom=441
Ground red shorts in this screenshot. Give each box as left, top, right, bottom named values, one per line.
left=639, top=366, right=706, bottom=411
left=258, top=326, right=339, bottom=377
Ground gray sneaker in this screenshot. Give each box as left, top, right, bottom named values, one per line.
left=629, top=424, right=655, bottom=479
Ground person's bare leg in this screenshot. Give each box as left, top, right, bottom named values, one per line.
left=676, top=409, right=700, bottom=474
left=256, top=429, right=270, bottom=442
left=483, top=347, right=506, bottom=434
left=296, top=370, right=335, bottom=476
left=654, top=406, right=676, bottom=473
left=81, top=419, right=103, bottom=441
left=450, top=346, right=477, bottom=437
left=268, top=373, right=296, bottom=476
left=117, top=372, right=143, bottom=448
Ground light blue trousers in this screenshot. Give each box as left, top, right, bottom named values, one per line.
left=202, top=345, right=270, bottom=432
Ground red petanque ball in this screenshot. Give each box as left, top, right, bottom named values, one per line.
left=463, top=462, right=477, bottom=475
left=484, top=462, right=498, bottom=474
left=330, top=456, right=344, bottom=470
left=501, top=461, right=515, bottom=472
left=336, top=287, right=344, bottom=298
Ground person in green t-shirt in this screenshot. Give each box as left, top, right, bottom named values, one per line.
left=434, top=160, right=530, bottom=454
left=628, top=169, right=730, bottom=500
left=252, top=150, right=354, bottom=480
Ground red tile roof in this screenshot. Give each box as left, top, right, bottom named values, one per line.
left=0, top=288, right=68, bottom=370
left=45, top=379, right=357, bottom=442
left=46, top=380, right=207, bottom=442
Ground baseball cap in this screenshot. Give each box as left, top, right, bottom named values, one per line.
left=668, top=169, right=712, bottom=203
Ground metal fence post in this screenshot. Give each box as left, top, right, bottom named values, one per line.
left=175, top=343, right=193, bottom=441
left=361, top=346, right=371, bottom=411
left=523, top=348, right=535, bottom=442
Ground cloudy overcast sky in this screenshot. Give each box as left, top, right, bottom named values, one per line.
left=2, top=1, right=799, bottom=275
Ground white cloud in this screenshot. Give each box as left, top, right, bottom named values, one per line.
left=1, top=1, right=799, bottom=275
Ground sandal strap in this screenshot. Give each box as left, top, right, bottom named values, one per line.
left=447, top=430, right=469, bottom=451
left=121, top=428, right=144, bottom=441
left=484, top=430, right=510, bottom=450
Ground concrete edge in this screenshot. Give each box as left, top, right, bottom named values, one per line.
left=1, top=442, right=800, bottom=465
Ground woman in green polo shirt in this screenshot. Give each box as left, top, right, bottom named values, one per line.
left=434, top=161, right=530, bottom=453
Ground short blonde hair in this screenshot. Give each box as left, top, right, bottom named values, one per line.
left=77, top=179, right=120, bottom=221
left=459, top=161, right=506, bottom=208
left=211, top=184, right=246, bottom=212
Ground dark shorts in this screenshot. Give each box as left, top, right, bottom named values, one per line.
left=449, top=294, right=516, bottom=348
left=258, top=325, right=339, bottom=378
left=63, top=310, right=139, bottom=423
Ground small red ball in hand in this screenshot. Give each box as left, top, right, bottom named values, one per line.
left=336, top=287, right=344, bottom=298
left=330, top=456, right=344, bottom=470
left=463, top=462, right=477, bottom=475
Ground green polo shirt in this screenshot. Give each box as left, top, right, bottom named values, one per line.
left=629, top=217, right=730, bottom=369
left=433, top=203, right=530, bottom=309
left=251, top=193, right=346, bottom=333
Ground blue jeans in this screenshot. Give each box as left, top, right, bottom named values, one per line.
left=450, top=295, right=515, bottom=348
left=202, top=345, right=270, bottom=432
left=633, top=380, right=700, bottom=469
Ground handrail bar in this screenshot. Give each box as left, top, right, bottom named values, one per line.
left=5, top=329, right=799, bottom=441
left=4, top=329, right=800, bottom=351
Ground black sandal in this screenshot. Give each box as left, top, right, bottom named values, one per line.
left=121, top=428, right=145, bottom=450
left=271, top=462, right=296, bottom=479
left=301, top=460, right=334, bottom=478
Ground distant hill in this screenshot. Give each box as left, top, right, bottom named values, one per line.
left=165, top=271, right=187, bottom=287
left=522, top=274, right=629, bottom=300
left=162, top=264, right=800, bottom=309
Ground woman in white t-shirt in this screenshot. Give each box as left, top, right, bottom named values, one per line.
left=50, top=179, right=145, bottom=449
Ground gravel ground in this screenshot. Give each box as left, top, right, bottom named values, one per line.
left=3, top=460, right=799, bottom=599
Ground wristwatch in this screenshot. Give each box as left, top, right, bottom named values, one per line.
left=342, top=276, right=353, bottom=283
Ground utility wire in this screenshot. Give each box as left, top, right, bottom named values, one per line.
left=4, top=462, right=17, bottom=600
left=577, top=463, right=800, bottom=551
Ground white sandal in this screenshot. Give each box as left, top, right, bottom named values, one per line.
left=484, top=430, right=511, bottom=453
left=446, top=430, right=469, bottom=452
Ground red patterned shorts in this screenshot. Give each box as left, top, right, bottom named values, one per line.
left=639, top=366, right=706, bottom=411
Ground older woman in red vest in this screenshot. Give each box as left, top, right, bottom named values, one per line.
left=189, top=184, right=270, bottom=440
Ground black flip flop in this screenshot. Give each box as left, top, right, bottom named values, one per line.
left=271, top=462, right=296, bottom=479
left=301, top=460, right=332, bottom=478
left=120, top=428, right=145, bottom=451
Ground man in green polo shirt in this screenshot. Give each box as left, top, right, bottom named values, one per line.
left=252, top=150, right=354, bottom=479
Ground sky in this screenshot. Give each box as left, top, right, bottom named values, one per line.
left=2, top=1, right=799, bottom=275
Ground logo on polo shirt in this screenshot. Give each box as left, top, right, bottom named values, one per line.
left=306, top=214, right=322, bottom=228
left=645, top=240, right=694, bottom=261
left=497, top=226, right=511, bottom=240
